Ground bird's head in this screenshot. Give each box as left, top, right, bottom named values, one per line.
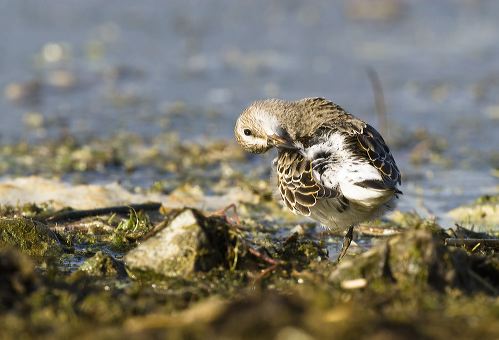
left=234, top=99, right=298, bottom=154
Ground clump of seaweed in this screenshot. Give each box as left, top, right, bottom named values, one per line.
left=110, top=208, right=154, bottom=249
left=277, top=232, right=328, bottom=270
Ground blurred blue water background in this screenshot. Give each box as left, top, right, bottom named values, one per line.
left=0, top=0, right=498, bottom=223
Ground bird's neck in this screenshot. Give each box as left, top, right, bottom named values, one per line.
left=277, top=99, right=354, bottom=140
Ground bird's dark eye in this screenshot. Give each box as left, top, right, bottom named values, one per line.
left=243, top=129, right=252, bottom=136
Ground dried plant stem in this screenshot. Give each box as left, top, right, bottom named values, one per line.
left=367, top=67, right=389, bottom=138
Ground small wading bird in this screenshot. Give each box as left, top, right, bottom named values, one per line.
left=234, top=97, right=401, bottom=262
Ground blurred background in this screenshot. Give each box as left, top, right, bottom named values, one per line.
left=0, top=0, right=498, bottom=225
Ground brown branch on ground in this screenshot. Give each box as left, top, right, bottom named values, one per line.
left=41, top=202, right=162, bottom=224
left=247, top=247, right=283, bottom=266
left=246, top=246, right=286, bottom=284
left=250, top=262, right=281, bottom=283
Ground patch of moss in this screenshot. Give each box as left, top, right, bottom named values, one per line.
left=0, top=217, right=61, bottom=257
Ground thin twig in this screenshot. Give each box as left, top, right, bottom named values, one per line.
left=247, top=247, right=283, bottom=266
left=252, top=263, right=280, bottom=283
left=248, top=248, right=284, bottom=283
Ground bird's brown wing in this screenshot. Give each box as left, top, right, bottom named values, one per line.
left=299, top=97, right=401, bottom=189
left=276, top=150, right=344, bottom=216
left=345, top=123, right=402, bottom=190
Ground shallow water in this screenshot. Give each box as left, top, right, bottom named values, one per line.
left=0, top=0, right=498, bottom=225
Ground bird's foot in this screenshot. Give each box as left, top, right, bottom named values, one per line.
left=336, top=226, right=354, bottom=263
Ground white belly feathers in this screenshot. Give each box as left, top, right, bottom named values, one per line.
left=305, top=132, right=392, bottom=207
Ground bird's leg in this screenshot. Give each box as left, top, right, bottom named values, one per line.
left=336, top=226, right=354, bottom=263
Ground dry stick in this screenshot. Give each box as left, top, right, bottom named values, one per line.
left=367, top=67, right=389, bottom=139
left=248, top=248, right=284, bottom=283
left=42, top=202, right=162, bottom=223
left=445, top=238, right=499, bottom=250
left=252, top=263, right=280, bottom=283
left=247, top=247, right=283, bottom=266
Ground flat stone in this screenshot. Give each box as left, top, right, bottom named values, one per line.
left=124, top=209, right=230, bottom=279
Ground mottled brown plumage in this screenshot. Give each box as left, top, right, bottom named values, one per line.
left=235, top=97, right=402, bottom=262
left=276, top=151, right=341, bottom=216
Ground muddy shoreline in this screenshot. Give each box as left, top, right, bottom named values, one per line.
left=1, top=176, right=498, bottom=339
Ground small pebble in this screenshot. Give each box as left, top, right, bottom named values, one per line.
left=340, top=278, right=367, bottom=290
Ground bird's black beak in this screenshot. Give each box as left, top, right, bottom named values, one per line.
left=268, top=133, right=298, bottom=151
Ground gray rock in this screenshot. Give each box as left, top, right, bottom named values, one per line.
left=124, top=208, right=231, bottom=279
left=77, top=251, right=126, bottom=277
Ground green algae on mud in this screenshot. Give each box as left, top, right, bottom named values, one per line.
left=0, top=217, right=61, bottom=257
